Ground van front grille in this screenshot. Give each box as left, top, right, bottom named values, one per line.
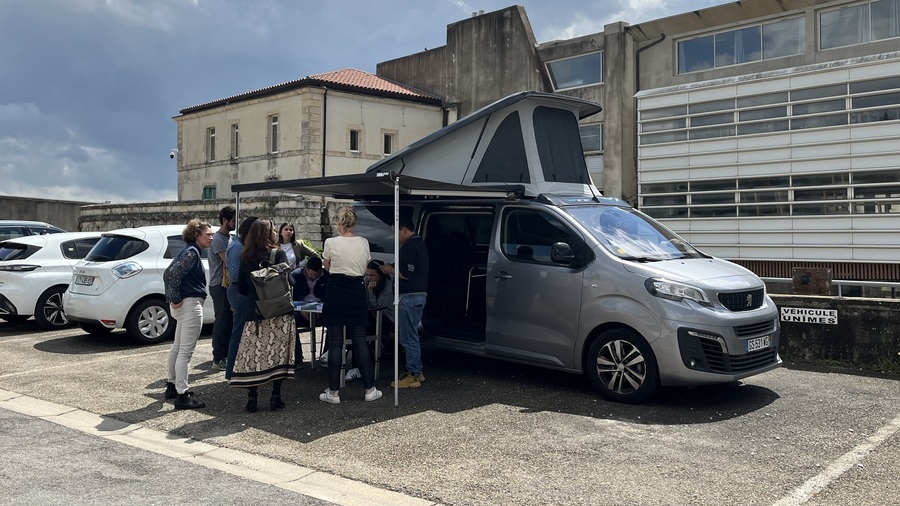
left=718, top=289, right=764, bottom=312
left=734, top=320, right=774, bottom=337
left=678, top=331, right=778, bottom=374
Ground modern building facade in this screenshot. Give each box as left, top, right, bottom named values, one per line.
left=376, top=1, right=900, bottom=284
left=173, top=69, right=450, bottom=201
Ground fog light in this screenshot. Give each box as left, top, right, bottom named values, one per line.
left=690, top=359, right=697, bottom=367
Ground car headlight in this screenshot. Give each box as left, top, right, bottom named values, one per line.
left=645, top=278, right=711, bottom=306
left=0, top=264, right=39, bottom=272
left=112, top=261, right=143, bottom=279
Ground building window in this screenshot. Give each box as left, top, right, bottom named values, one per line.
left=230, top=123, right=239, bottom=159
left=820, top=0, right=900, bottom=49
left=383, top=133, right=394, bottom=155
left=350, top=129, right=361, bottom=152
left=202, top=185, right=216, bottom=201
left=206, top=127, right=216, bottom=162
left=269, top=115, right=279, bottom=153
left=678, top=17, right=804, bottom=73
left=546, top=52, right=603, bottom=91
left=579, top=124, right=603, bottom=152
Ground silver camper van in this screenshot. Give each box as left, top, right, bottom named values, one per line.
left=234, top=91, right=781, bottom=403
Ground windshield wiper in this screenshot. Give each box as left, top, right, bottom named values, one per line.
left=87, top=255, right=110, bottom=261
left=619, top=256, right=661, bottom=263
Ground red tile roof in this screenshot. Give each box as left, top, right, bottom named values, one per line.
left=308, top=68, right=438, bottom=100
left=179, top=68, right=440, bottom=115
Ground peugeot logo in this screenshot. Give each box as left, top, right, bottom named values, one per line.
left=745, top=294, right=753, bottom=307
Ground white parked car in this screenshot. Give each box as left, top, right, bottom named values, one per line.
left=0, top=232, right=102, bottom=329
left=63, top=225, right=216, bottom=343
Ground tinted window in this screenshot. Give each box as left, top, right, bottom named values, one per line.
left=0, top=227, right=27, bottom=242
left=0, top=242, right=40, bottom=261
left=353, top=205, right=416, bottom=255
left=164, top=236, right=209, bottom=259
left=534, top=106, right=590, bottom=184
left=501, top=208, right=585, bottom=265
left=473, top=111, right=530, bottom=183
left=72, top=238, right=100, bottom=258
left=86, top=236, right=150, bottom=262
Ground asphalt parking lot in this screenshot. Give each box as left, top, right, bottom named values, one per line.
left=1, top=320, right=899, bottom=506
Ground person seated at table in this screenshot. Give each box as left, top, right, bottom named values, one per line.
left=366, top=259, right=394, bottom=328
left=292, top=256, right=328, bottom=368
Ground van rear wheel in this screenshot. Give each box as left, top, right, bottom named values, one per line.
left=587, top=329, right=659, bottom=404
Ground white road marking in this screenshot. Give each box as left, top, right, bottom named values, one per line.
left=772, top=414, right=900, bottom=506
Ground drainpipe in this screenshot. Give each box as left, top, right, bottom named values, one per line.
left=317, top=86, right=328, bottom=178
left=633, top=33, right=665, bottom=206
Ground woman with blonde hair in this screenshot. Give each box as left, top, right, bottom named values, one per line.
left=319, top=207, right=382, bottom=403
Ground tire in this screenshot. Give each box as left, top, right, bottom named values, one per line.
left=80, top=323, right=114, bottom=335
left=34, top=286, right=71, bottom=330
left=126, top=299, right=175, bottom=344
left=0, top=315, right=29, bottom=325
left=586, top=329, right=659, bottom=404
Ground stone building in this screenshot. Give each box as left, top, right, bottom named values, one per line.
left=172, top=68, right=452, bottom=201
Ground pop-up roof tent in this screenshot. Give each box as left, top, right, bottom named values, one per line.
left=232, top=91, right=602, bottom=200
left=232, top=91, right=602, bottom=405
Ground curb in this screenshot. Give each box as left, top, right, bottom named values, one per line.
left=0, top=388, right=436, bottom=506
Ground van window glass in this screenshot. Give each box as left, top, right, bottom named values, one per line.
left=533, top=106, right=591, bottom=184
left=472, top=111, right=530, bottom=183
left=569, top=205, right=703, bottom=261
left=501, top=208, right=583, bottom=265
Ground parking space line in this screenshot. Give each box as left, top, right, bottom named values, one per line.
left=0, top=388, right=438, bottom=506
left=772, top=413, right=900, bottom=506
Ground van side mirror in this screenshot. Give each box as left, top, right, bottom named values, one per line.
left=551, top=242, right=577, bottom=265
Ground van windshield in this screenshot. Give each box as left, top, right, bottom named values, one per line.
left=567, top=205, right=705, bottom=261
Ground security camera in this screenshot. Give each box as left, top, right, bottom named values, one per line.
left=169, top=150, right=176, bottom=159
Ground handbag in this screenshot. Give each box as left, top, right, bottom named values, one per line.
left=221, top=264, right=231, bottom=288
left=250, top=249, right=293, bottom=318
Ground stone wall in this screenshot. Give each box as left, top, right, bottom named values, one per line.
left=772, top=294, right=900, bottom=375
left=78, top=196, right=348, bottom=249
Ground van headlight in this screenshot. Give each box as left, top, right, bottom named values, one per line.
left=645, top=278, right=711, bottom=306
left=112, top=261, right=142, bottom=279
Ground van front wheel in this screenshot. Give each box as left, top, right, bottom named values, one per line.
left=586, top=329, right=659, bottom=404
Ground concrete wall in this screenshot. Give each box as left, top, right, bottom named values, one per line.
left=772, top=294, right=900, bottom=375
left=0, top=196, right=92, bottom=232
left=377, top=6, right=550, bottom=117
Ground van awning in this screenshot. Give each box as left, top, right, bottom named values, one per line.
left=231, top=171, right=522, bottom=200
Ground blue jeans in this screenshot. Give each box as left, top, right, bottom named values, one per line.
left=210, top=283, right=232, bottom=363
left=225, top=284, right=250, bottom=380
left=398, top=293, right=426, bottom=375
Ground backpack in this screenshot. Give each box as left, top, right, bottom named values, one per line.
left=250, top=249, right=294, bottom=319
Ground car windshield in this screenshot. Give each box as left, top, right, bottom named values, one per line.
left=0, top=242, right=40, bottom=261
left=567, top=205, right=705, bottom=261
left=85, top=235, right=149, bottom=262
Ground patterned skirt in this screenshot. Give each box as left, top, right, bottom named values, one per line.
left=230, top=313, right=296, bottom=388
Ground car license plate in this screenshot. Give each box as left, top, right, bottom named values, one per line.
left=74, top=275, right=94, bottom=286
left=747, top=335, right=771, bottom=352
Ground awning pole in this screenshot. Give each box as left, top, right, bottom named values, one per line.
left=393, top=173, right=400, bottom=407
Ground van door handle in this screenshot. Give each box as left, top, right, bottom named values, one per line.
left=493, top=271, right=512, bottom=280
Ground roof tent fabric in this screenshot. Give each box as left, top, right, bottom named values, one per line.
left=365, top=91, right=602, bottom=197
left=231, top=91, right=601, bottom=200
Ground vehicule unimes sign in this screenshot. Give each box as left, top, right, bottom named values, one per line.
left=779, top=307, right=838, bottom=325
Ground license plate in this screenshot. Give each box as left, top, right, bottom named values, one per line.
left=74, top=275, right=94, bottom=286
left=747, top=335, right=771, bottom=352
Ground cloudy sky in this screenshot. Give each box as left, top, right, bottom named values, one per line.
left=0, top=0, right=730, bottom=204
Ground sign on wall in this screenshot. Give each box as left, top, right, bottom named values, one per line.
left=779, top=307, right=838, bottom=325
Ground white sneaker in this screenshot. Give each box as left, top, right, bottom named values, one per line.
left=318, top=351, right=328, bottom=367
left=365, top=388, right=383, bottom=402
left=344, top=368, right=362, bottom=382
left=319, top=389, right=340, bottom=404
